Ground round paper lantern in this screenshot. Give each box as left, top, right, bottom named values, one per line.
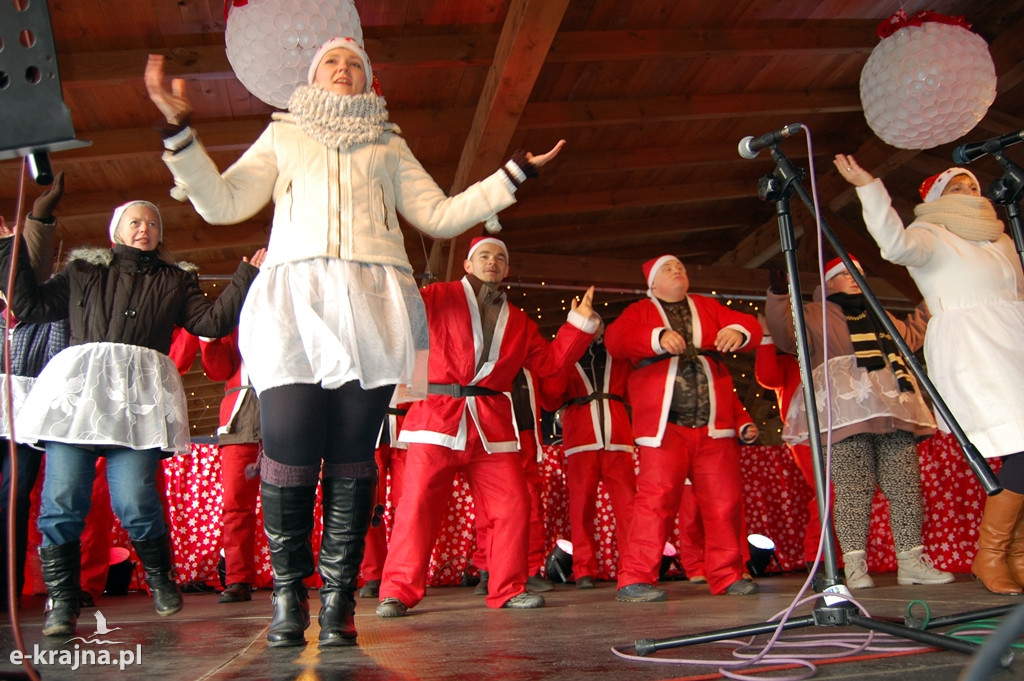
left=225, top=0, right=363, bottom=109
left=859, top=10, right=996, bottom=150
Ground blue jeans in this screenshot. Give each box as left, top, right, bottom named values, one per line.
left=37, top=442, right=165, bottom=548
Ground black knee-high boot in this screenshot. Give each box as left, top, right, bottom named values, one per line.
left=318, top=475, right=376, bottom=647
left=40, top=541, right=81, bottom=637
left=132, top=532, right=183, bottom=616
left=262, top=481, right=316, bottom=647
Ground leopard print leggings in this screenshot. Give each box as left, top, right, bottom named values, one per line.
left=829, top=430, right=923, bottom=554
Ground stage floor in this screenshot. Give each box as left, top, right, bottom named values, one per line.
left=1, top=573, right=1022, bottom=680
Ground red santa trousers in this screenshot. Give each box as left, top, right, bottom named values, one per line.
left=617, top=423, right=745, bottom=595
left=380, top=420, right=530, bottom=609
left=360, top=443, right=406, bottom=584
left=565, top=448, right=635, bottom=580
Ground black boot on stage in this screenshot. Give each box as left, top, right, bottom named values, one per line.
left=318, top=475, right=376, bottom=647
left=132, top=532, right=184, bottom=616
left=40, top=541, right=82, bottom=637
left=262, top=481, right=316, bottom=648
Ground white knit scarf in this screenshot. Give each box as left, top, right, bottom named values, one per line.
left=914, top=194, right=1004, bottom=242
left=287, top=85, right=389, bottom=150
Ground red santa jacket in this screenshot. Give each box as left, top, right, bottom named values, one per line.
left=754, top=338, right=801, bottom=423
left=539, top=345, right=634, bottom=456
left=399, top=278, right=597, bottom=453
left=168, top=326, right=199, bottom=375
left=198, top=329, right=256, bottom=439
left=604, top=294, right=760, bottom=447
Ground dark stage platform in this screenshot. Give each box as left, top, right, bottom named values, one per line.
left=1, top=573, right=1022, bottom=681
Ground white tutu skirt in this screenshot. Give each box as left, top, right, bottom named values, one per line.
left=15, top=342, right=191, bottom=454
left=783, top=355, right=935, bottom=445
left=0, top=375, right=36, bottom=440
left=239, top=258, right=429, bottom=398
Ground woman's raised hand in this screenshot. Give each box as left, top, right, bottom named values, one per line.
left=526, top=140, right=567, bottom=168
left=243, top=248, right=268, bottom=269
left=144, top=55, right=193, bottom=126
left=834, top=154, right=875, bottom=188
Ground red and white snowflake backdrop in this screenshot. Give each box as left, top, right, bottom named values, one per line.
left=24, top=432, right=993, bottom=592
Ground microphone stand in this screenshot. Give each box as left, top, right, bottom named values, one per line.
left=631, top=146, right=1012, bottom=666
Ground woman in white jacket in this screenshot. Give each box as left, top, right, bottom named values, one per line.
left=145, top=37, right=564, bottom=648
left=836, top=153, right=1024, bottom=596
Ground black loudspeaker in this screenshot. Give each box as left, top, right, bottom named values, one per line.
left=0, top=0, right=89, bottom=168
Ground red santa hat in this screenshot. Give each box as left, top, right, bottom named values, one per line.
left=642, top=255, right=682, bottom=295
left=918, top=167, right=979, bottom=203
left=466, top=236, right=509, bottom=263
left=824, top=255, right=863, bottom=281
left=307, top=37, right=376, bottom=95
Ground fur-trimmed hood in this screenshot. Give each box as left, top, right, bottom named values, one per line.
left=66, top=246, right=199, bottom=274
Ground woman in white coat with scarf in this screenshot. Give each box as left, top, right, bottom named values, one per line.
left=836, top=154, right=1024, bottom=595
left=145, top=37, right=565, bottom=648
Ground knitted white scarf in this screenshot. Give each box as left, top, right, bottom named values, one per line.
left=287, top=85, right=389, bottom=150
left=914, top=194, right=1004, bottom=242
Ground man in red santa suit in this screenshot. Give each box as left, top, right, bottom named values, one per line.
left=605, top=255, right=761, bottom=600
left=200, top=330, right=261, bottom=603
left=376, top=236, right=599, bottom=615
left=539, top=332, right=636, bottom=588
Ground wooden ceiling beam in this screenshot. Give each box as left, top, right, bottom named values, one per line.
left=57, top=23, right=883, bottom=85
left=439, top=0, right=572, bottom=282
left=502, top=179, right=762, bottom=219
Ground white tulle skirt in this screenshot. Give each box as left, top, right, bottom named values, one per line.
left=782, top=355, right=935, bottom=445
left=0, top=375, right=36, bottom=440
left=239, top=257, right=429, bottom=398
left=15, top=342, right=191, bottom=454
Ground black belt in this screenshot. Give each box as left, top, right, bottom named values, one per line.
left=428, top=383, right=502, bottom=398
left=564, top=392, right=624, bottom=409
left=635, top=348, right=721, bottom=370
left=386, top=407, right=408, bottom=417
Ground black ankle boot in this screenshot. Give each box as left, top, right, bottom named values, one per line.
left=39, top=541, right=82, bottom=637
left=131, top=533, right=183, bottom=616
left=262, top=481, right=317, bottom=647
left=318, top=476, right=375, bottom=647
left=268, top=585, right=310, bottom=647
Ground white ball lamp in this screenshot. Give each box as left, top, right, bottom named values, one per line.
left=859, top=10, right=996, bottom=150
left=224, top=0, right=363, bottom=109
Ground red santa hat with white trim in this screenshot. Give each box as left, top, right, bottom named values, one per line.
left=466, top=236, right=509, bottom=263
left=642, top=254, right=682, bottom=297
left=918, top=167, right=979, bottom=203
left=824, top=255, right=863, bottom=281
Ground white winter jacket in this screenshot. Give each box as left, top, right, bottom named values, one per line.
left=162, top=113, right=517, bottom=270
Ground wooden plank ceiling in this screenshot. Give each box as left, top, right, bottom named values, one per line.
left=2, top=0, right=1023, bottom=439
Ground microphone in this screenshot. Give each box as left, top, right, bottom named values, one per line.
left=738, top=123, right=803, bottom=160
left=952, top=130, right=1024, bottom=165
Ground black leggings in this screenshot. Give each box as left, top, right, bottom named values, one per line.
left=998, top=452, right=1024, bottom=495
left=259, top=382, right=394, bottom=468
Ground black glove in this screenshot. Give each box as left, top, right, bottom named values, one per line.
left=31, top=170, right=64, bottom=221
left=768, top=266, right=789, bottom=295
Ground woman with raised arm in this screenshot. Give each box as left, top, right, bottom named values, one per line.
left=0, top=199, right=262, bottom=637
left=144, top=37, right=565, bottom=648
left=836, top=154, right=1024, bottom=595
